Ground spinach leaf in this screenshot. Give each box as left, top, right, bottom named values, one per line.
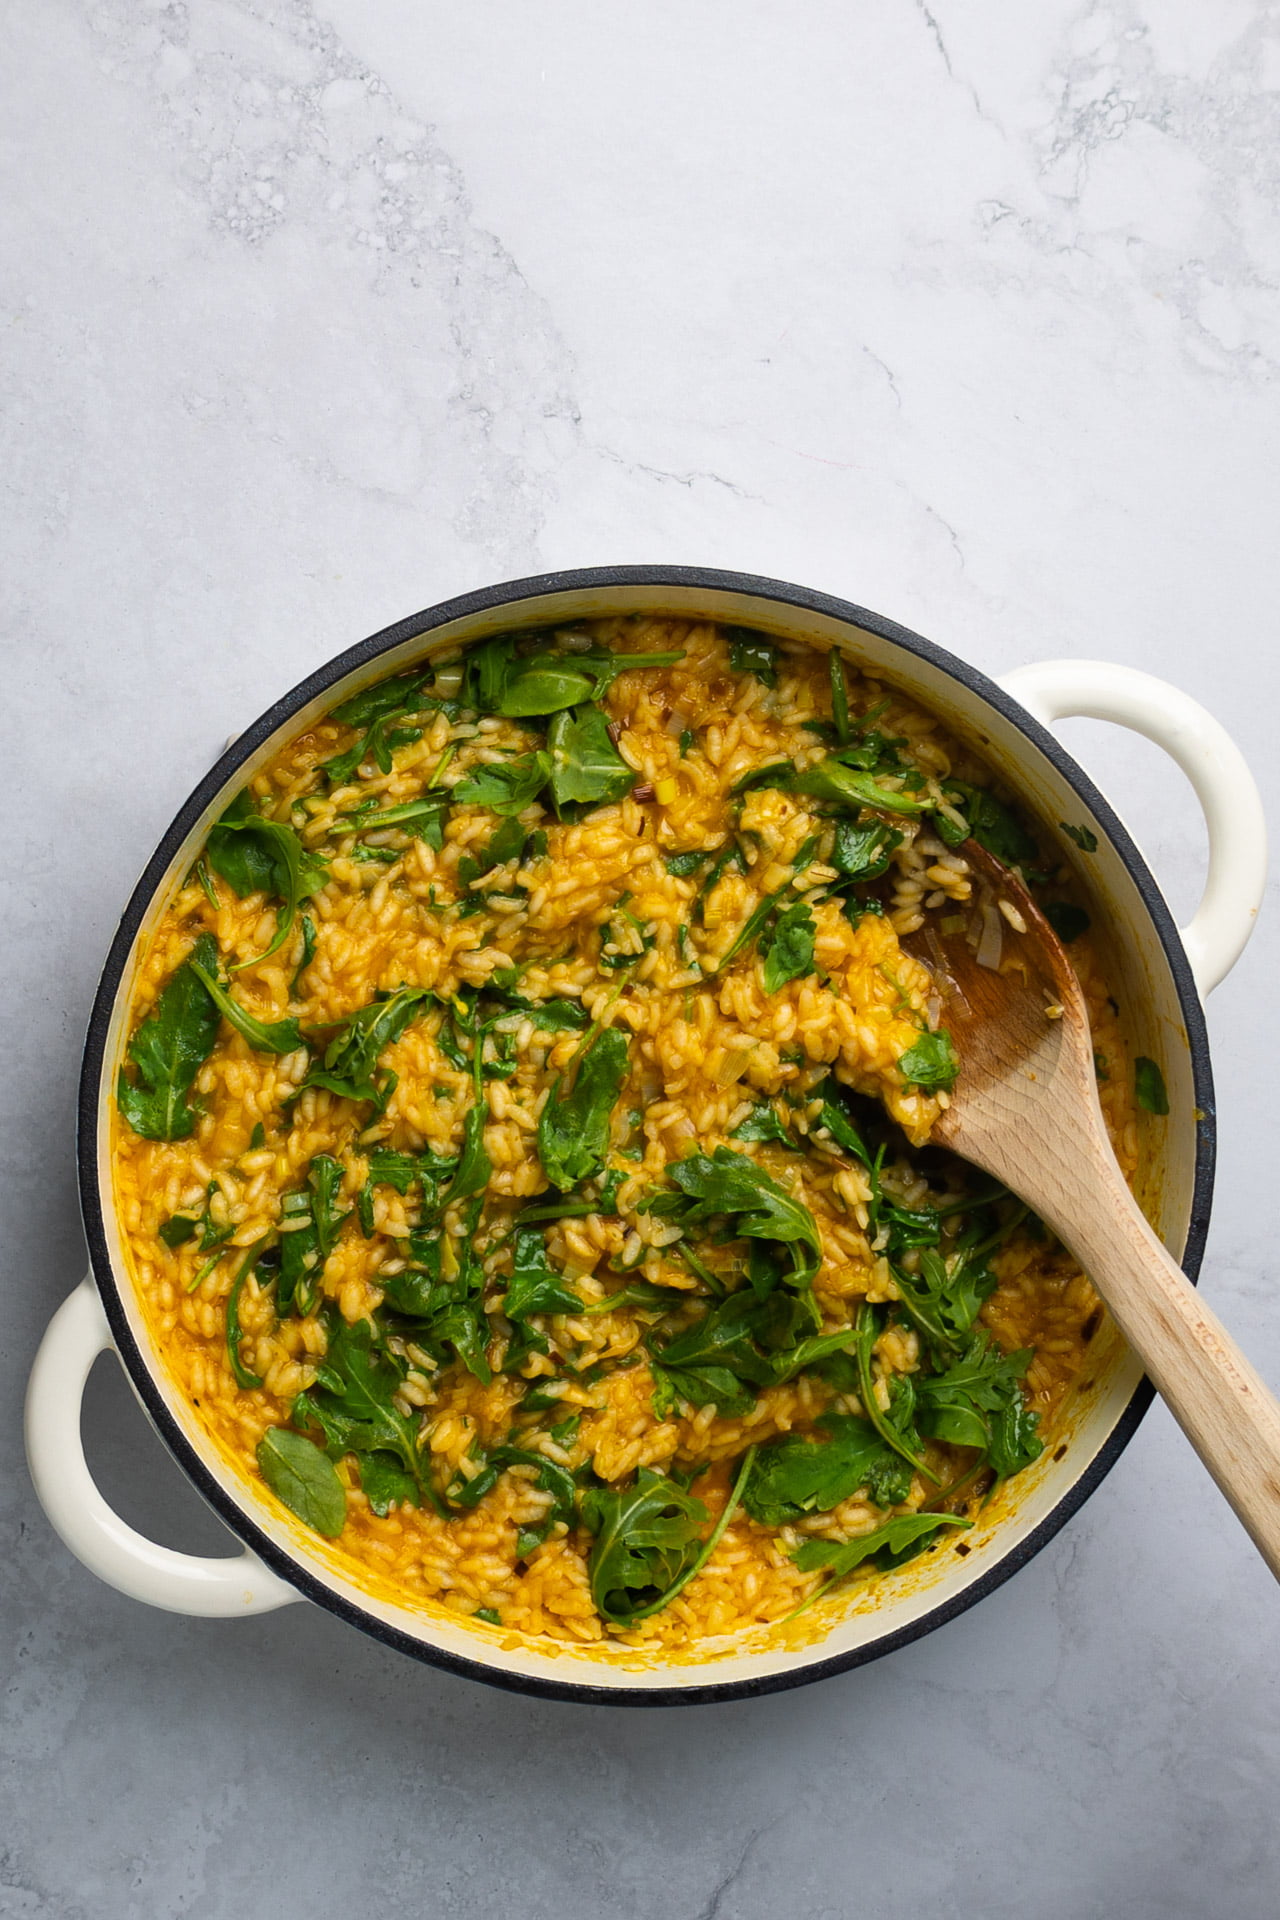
left=790, top=761, right=931, bottom=816
left=452, top=750, right=552, bottom=815
left=1044, top=901, right=1090, bottom=944
left=189, top=958, right=304, bottom=1056
left=831, top=818, right=902, bottom=881
left=518, top=998, right=590, bottom=1033
left=447, top=1099, right=493, bottom=1206
left=664, top=849, right=711, bottom=879
left=1134, top=1056, right=1169, bottom=1116
left=792, top=1511, right=971, bottom=1579
left=729, top=1104, right=793, bottom=1149
left=943, top=783, right=1038, bottom=868
left=760, top=901, right=815, bottom=992
left=302, top=985, right=431, bottom=1109
left=660, top=1147, right=822, bottom=1287
left=117, top=933, right=221, bottom=1140
left=897, top=1029, right=960, bottom=1092
left=1060, top=821, right=1099, bottom=853
left=742, top=1414, right=913, bottom=1523
left=537, top=1025, right=630, bottom=1191
left=355, top=1452, right=420, bottom=1517
left=256, top=1427, right=347, bottom=1537
left=547, top=706, right=635, bottom=808
left=503, top=1226, right=584, bottom=1322
left=465, top=639, right=685, bottom=718
left=726, top=628, right=777, bottom=686
left=205, top=794, right=328, bottom=968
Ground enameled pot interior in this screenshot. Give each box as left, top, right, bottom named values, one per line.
left=82, top=571, right=1210, bottom=1702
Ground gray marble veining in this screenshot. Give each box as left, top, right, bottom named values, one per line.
left=2, top=3, right=1277, bottom=1914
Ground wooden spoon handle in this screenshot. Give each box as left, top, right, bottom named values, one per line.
left=1058, top=1168, right=1280, bottom=1580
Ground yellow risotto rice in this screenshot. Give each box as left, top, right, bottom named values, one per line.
left=112, top=616, right=1137, bottom=1652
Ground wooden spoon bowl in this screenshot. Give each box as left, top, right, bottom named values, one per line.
left=907, top=840, right=1280, bottom=1578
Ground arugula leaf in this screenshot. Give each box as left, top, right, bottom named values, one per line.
left=661, top=1147, right=822, bottom=1287
left=491, top=1445, right=579, bottom=1558
left=760, top=901, right=815, bottom=992
left=1044, top=901, right=1090, bottom=944
left=452, top=751, right=552, bottom=815
left=849, top=1302, right=930, bottom=1479
left=205, top=794, right=328, bottom=969
left=831, top=818, right=902, bottom=882
left=117, top=934, right=220, bottom=1140
left=256, top=1427, right=347, bottom=1537
left=537, top=1025, right=630, bottom=1191
left=1134, top=1056, right=1169, bottom=1116
left=547, top=706, right=635, bottom=808
left=291, top=914, right=318, bottom=998
left=742, top=1414, right=914, bottom=1523
left=581, top=1468, right=709, bottom=1621
left=293, top=1316, right=436, bottom=1506
left=352, top=794, right=452, bottom=850
left=893, top=1246, right=997, bottom=1355
left=898, top=1029, right=960, bottom=1092
left=189, top=958, right=303, bottom=1056
left=792, top=1511, right=971, bottom=1579
left=457, top=815, right=527, bottom=889
left=583, top=1450, right=756, bottom=1624
left=320, top=673, right=438, bottom=784
left=226, top=1240, right=268, bottom=1389
left=729, top=1104, right=794, bottom=1148
left=331, top=670, right=432, bottom=731
left=1060, top=821, right=1099, bottom=853
left=829, top=650, right=851, bottom=744
left=277, top=1155, right=346, bottom=1316
left=725, top=628, right=778, bottom=686
left=916, top=1333, right=1042, bottom=1475
left=302, top=986, right=431, bottom=1109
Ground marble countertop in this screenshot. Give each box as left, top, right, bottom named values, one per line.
left=4, top=3, right=1278, bottom=1914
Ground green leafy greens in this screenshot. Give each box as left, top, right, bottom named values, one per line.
left=117, top=934, right=221, bottom=1140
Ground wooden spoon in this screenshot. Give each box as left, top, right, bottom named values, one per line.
left=910, top=840, right=1280, bottom=1578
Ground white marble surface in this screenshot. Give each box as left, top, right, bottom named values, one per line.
left=3, top=2, right=1279, bottom=1913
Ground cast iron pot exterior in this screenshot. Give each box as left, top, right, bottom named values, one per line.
left=73, top=568, right=1221, bottom=1704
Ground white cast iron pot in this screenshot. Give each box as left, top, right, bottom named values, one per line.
left=25, top=569, right=1267, bottom=1704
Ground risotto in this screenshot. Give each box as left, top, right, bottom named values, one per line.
left=112, top=616, right=1142, bottom=1651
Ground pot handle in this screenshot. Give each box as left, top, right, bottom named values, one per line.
left=998, top=659, right=1267, bottom=998
left=25, top=1278, right=300, bottom=1616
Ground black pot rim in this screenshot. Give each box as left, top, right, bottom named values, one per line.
left=77, top=565, right=1214, bottom=1708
